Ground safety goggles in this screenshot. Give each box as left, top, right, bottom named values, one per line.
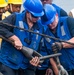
left=31, top=14, right=39, bottom=18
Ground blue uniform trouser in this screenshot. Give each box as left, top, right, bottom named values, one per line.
left=0, top=63, right=35, bottom=75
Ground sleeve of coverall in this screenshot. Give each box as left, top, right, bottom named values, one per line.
left=0, top=14, right=16, bottom=38
left=67, top=16, right=74, bottom=37
left=60, top=8, right=68, bottom=17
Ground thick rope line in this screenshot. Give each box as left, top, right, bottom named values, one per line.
left=0, top=21, right=74, bottom=45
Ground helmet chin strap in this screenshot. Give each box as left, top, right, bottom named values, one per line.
left=10, top=4, right=13, bottom=12
left=29, top=13, right=33, bottom=22
left=26, top=13, right=33, bottom=29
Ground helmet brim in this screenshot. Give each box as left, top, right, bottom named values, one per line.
left=9, top=2, right=22, bottom=4
left=41, top=14, right=55, bottom=25
left=31, top=11, right=44, bottom=17
left=0, top=4, right=8, bottom=7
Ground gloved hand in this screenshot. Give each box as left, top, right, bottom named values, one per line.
left=52, top=42, right=63, bottom=53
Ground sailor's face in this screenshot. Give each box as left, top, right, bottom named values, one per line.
left=0, top=7, right=4, bottom=15
left=48, top=15, right=58, bottom=30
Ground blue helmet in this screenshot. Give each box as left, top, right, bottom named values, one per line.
left=41, top=4, right=57, bottom=25
left=23, top=0, right=44, bottom=17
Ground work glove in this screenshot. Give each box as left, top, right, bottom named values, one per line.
left=52, top=42, right=63, bottom=53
